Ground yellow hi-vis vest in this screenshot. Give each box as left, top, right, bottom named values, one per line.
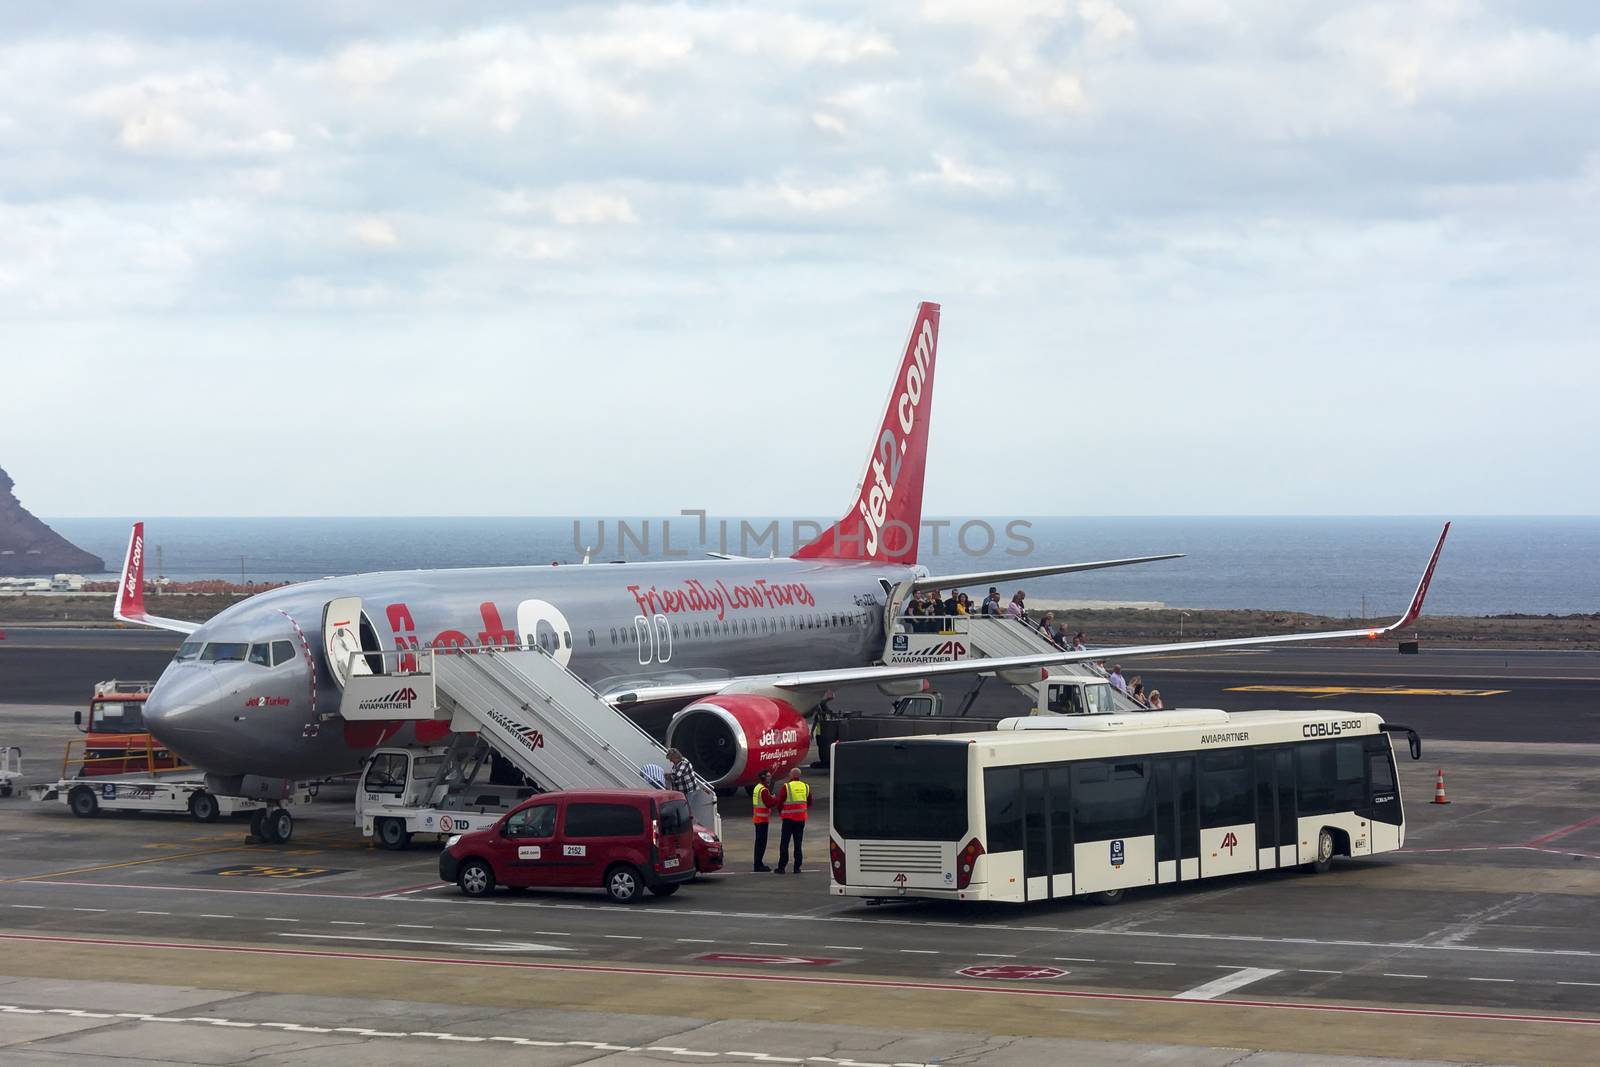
left=781, top=780, right=810, bottom=822
left=751, top=783, right=772, bottom=824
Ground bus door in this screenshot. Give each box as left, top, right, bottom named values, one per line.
left=1022, top=768, right=1049, bottom=901
left=1254, top=748, right=1298, bottom=870
left=1364, top=736, right=1403, bottom=851
left=1155, top=757, right=1199, bottom=883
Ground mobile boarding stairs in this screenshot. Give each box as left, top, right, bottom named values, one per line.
left=338, top=644, right=721, bottom=841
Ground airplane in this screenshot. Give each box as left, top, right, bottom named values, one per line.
left=118, top=301, right=1450, bottom=841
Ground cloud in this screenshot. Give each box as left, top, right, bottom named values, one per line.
left=0, top=0, right=1596, bottom=515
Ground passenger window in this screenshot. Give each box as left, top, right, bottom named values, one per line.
left=563, top=802, right=645, bottom=837
left=587, top=629, right=595, bottom=647
left=248, top=643, right=272, bottom=667
left=563, top=630, right=572, bottom=649
left=505, top=804, right=556, bottom=839
left=270, top=640, right=296, bottom=666
left=1200, top=750, right=1252, bottom=827
left=609, top=628, right=617, bottom=644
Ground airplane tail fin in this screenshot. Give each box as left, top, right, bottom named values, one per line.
left=793, top=301, right=940, bottom=564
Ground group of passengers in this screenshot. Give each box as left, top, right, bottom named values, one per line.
left=1104, top=662, right=1163, bottom=709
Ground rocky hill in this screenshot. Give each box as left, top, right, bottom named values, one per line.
left=0, top=466, right=105, bottom=576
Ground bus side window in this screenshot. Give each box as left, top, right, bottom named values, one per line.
left=1334, top=739, right=1366, bottom=810
left=1199, top=750, right=1252, bottom=828
left=1296, top=742, right=1337, bottom=815
left=983, top=767, right=1023, bottom=853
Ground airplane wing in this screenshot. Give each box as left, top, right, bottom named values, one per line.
left=910, top=553, right=1182, bottom=594
left=606, top=523, right=1449, bottom=707
left=112, top=522, right=199, bottom=635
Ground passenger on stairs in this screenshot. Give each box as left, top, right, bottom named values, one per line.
left=981, top=588, right=1002, bottom=616
left=1006, top=590, right=1026, bottom=618
left=1148, top=690, right=1164, bottom=710
left=665, top=747, right=711, bottom=800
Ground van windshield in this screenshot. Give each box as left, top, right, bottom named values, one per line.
left=834, top=740, right=969, bottom=841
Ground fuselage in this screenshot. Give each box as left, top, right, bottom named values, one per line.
left=144, top=556, right=918, bottom=781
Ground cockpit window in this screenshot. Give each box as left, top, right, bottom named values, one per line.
left=199, top=642, right=249, bottom=662
left=175, top=641, right=203, bottom=661
left=271, top=640, right=296, bottom=666
left=248, top=643, right=272, bottom=667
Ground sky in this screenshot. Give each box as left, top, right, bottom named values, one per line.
left=2, top=1, right=1596, bottom=518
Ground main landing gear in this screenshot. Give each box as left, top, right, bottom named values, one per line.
left=250, top=806, right=295, bottom=844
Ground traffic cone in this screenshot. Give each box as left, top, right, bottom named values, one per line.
left=1431, top=768, right=1450, bottom=805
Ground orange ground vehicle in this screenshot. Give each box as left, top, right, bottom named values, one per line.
left=73, top=681, right=185, bottom=776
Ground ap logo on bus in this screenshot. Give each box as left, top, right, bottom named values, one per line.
left=1109, top=839, right=1125, bottom=867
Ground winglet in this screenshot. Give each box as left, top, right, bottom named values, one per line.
left=793, top=301, right=939, bottom=563
left=112, top=522, right=199, bottom=634
left=113, top=522, right=147, bottom=623
left=1392, top=521, right=1450, bottom=630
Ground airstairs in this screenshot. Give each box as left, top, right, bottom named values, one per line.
left=339, top=646, right=719, bottom=830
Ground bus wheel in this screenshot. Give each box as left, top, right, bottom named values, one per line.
left=1311, top=828, right=1335, bottom=874
left=189, top=792, right=220, bottom=823
left=69, top=787, right=99, bottom=818
left=377, top=818, right=411, bottom=851
left=1090, top=887, right=1125, bottom=906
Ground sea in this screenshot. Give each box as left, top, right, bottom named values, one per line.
left=42, top=516, right=1598, bottom=619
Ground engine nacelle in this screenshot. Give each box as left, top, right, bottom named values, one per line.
left=666, top=695, right=811, bottom=788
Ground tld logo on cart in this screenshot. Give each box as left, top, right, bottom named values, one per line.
left=1109, top=839, right=1125, bottom=867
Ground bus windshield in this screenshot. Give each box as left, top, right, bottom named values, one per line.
left=834, top=741, right=968, bottom=842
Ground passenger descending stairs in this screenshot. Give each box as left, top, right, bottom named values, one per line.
left=431, top=648, right=720, bottom=830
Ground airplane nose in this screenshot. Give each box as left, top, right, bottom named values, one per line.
left=144, top=670, right=227, bottom=764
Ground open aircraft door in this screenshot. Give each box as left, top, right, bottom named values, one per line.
left=323, top=596, right=381, bottom=688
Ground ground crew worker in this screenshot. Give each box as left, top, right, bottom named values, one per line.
left=774, top=767, right=810, bottom=874
left=751, top=770, right=777, bottom=872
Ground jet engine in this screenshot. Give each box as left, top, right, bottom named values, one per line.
left=665, top=695, right=811, bottom=788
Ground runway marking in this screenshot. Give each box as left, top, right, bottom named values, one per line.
left=1133, top=961, right=1176, bottom=967
left=278, top=932, right=570, bottom=953
left=1527, top=816, right=1600, bottom=848
left=2, top=843, right=249, bottom=884
left=1383, top=973, right=1427, bottom=979
left=1299, top=969, right=1341, bottom=975
left=0, top=1004, right=875, bottom=1064
left=1224, top=684, right=1509, bottom=698
left=1175, top=968, right=1282, bottom=1001
left=3, top=933, right=1596, bottom=1028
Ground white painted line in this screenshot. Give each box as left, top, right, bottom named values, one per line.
left=1054, top=957, right=1095, bottom=963
left=1174, top=967, right=1282, bottom=1001
left=1469, top=977, right=1514, bottom=983
left=135, top=911, right=170, bottom=916
left=900, top=949, right=938, bottom=955
left=9, top=905, right=44, bottom=910
left=606, top=935, right=643, bottom=940
left=330, top=921, right=365, bottom=926
left=277, top=933, right=569, bottom=954
left=72, top=908, right=106, bottom=913
left=677, top=938, right=714, bottom=943
left=975, top=953, right=1015, bottom=959
left=750, top=942, right=788, bottom=947
left=465, top=928, right=501, bottom=933
left=1133, top=961, right=1177, bottom=967
left=1384, top=973, right=1427, bottom=979
left=1299, top=969, right=1341, bottom=975
left=395, top=924, right=433, bottom=929
left=1558, top=981, right=1600, bottom=987
left=824, top=946, right=864, bottom=951
left=261, top=918, right=298, bottom=923
left=198, top=914, right=232, bottom=919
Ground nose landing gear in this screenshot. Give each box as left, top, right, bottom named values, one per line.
left=249, top=806, right=295, bottom=844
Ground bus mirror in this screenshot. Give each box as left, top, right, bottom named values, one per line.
left=73, top=710, right=83, bottom=728
left=1407, top=731, right=1422, bottom=761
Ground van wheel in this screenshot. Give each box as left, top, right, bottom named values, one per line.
left=189, top=792, right=220, bottom=823
left=1310, top=828, right=1335, bottom=874
left=649, top=883, right=680, bottom=898
left=605, top=864, right=643, bottom=904
left=458, top=859, right=494, bottom=897
left=1090, top=887, right=1125, bottom=906
left=377, top=818, right=411, bottom=850
left=69, top=787, right=99, bottom=818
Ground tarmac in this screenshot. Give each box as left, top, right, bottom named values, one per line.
left=1, top=629, right=1597, bottom=1063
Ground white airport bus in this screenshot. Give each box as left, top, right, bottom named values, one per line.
left=827, top=708, right=1422, bottom=904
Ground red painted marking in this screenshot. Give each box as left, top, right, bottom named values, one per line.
left=958, top=964, right=1067, bottom=981
left=3, top=933, right=1595, bottom=1027
left=1526, top=815, right=1600, bottom=848
left=414, top=720, right=451, bottom=745
left=695, top=952, right=839, bottom=966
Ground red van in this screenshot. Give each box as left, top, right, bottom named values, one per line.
left=439, top=788, right=697, bottom=903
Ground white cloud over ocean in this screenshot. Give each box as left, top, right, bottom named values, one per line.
left=1, top=1, right=1596, bottom=516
